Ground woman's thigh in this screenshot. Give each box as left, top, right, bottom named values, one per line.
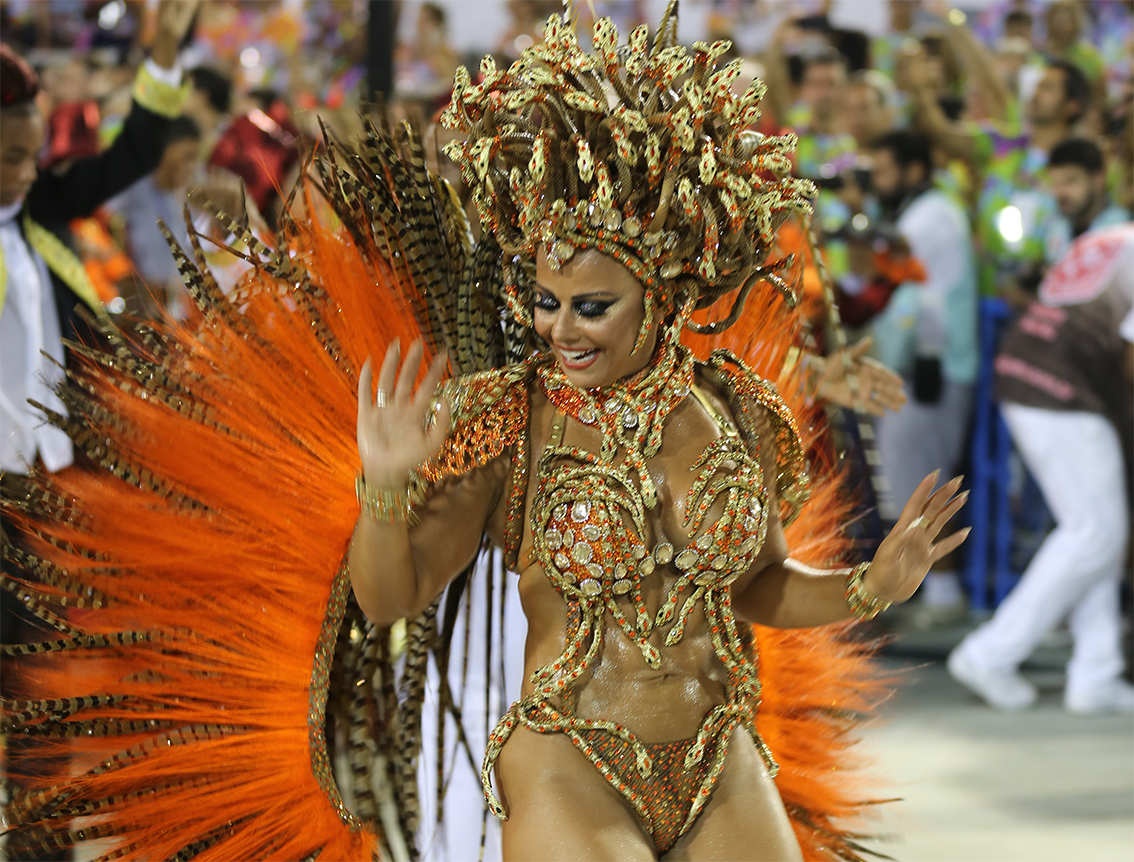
left=496, top=725, right=657, bottom=862
left=664, top=729, right=802, bottom=862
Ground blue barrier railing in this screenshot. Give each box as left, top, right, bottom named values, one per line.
left=965, top=297, right=1024, bottom=611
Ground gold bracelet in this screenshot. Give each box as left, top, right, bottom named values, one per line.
left=356, top=474, right=420, bottom=526
left=843, top=562, right=891, bottom=620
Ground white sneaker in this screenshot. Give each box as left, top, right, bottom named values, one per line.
left=947, top=646, right=1038, bottom=710
left=1065, top=681, right=1134, bottom=715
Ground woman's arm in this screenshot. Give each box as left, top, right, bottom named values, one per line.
left=347, top=340, right=506, bottom=625
left=348, top=457, right=506, bottom=625
left=732, top=408, right=968, bottom=627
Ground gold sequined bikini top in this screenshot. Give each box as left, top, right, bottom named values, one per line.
left=416, top=348, right=810, bottom=571
left=530, top=382, right=769, bottom=670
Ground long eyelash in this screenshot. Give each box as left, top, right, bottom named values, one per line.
left=574, top=300, right=614, bottom=318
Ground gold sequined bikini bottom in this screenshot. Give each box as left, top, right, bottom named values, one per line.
left=568, top=724, right=731, bottom=855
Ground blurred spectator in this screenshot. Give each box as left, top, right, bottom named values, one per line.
left=844, top=70, right=898, bottom=152
left=913, top=50, right=1092, bottom=297
left=764, top=30, right=857, bottom=282
left=185, top=65, right=234, bottom=159
left=1003, top=7, right=1035, bottom=45
left=866, top=130, right=978, bottom=625
left=950, top=224, right=1134, bottom=714
left=395, top=2, right=460, bottom=111
left=871, top=0, right=919, bottom=81
left=208, top=88, right=299, bottom=228
left=109, top=116, right=203, bottom=319
left=1043, top=0, right=1106, bottom=87
left=40, top=56, right=103, bottom=168
left=791, top=47, right=857, bottom=171
left=1040, top=135, right=1131, bottom=264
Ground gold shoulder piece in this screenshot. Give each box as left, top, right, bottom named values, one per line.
left=704, top=350, right=810, bottom=524
left=417, top=363, right=532, bottom=485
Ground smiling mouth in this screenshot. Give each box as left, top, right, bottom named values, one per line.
left=556, top=346, right=600, bottom=370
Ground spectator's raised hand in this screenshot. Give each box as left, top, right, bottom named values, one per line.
left=151, top=0, right=200, bottom=69
left=812, top=338, right=908, bottom=417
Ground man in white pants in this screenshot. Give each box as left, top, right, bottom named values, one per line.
left=949, top=223, right=1134, bottom=714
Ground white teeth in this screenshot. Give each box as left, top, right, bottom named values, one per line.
left=560, top=348, right=597, bottom=362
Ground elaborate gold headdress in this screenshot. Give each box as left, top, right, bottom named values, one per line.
left=440, top=1, right=815, bottom=350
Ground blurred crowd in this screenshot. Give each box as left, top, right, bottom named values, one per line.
left=1, top=0, right=1132, bottom=713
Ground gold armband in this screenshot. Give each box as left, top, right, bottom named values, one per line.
left=843, top=562, right=891, bottom=620
left=356, top=474, right=420, bottom=526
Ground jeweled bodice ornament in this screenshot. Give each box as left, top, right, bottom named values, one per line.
left=480, top=344, right=790, bottom=833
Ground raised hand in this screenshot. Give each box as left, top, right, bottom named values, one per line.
left=865, top=472, right=970, bottom=604
left=357, top=340, right=450, bottom=489
left=151, top=0, right=200, bottom=70
left=813, top=338, right=907, bottom=417
left=156, top=0, right=200, bottom=40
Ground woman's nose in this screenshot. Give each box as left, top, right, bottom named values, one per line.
left=550, top=306, right=580, bottom=345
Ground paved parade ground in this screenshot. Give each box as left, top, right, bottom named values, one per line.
left=862, top=633, right=1134, bottom=862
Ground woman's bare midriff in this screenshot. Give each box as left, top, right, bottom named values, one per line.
left=515, top=558, right=728, bottom=741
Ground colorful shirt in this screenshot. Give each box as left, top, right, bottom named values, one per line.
left=972, top=124, right=1058, bottom=295
left=790, top=119, right=858, bottom=280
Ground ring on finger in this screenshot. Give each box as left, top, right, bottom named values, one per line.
left=375, top=389, right=390, bottom=408
left=909, top=515, right=928, bottom=530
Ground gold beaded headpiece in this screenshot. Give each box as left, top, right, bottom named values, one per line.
left=440, top=2, right=815, bottom=351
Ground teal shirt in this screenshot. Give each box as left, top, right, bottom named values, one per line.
left=870, top=189, right=979, bottom=385
left=1041, top=203, right=1132, bottom=265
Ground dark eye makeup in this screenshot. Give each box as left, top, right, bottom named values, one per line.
left=533, top=291, right=615, bottom=319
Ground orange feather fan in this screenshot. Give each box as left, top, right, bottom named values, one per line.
left=2, top=195, right=425, bottom=860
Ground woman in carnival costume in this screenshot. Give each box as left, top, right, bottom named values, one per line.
left=2, top=5, right=961, bottom=861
